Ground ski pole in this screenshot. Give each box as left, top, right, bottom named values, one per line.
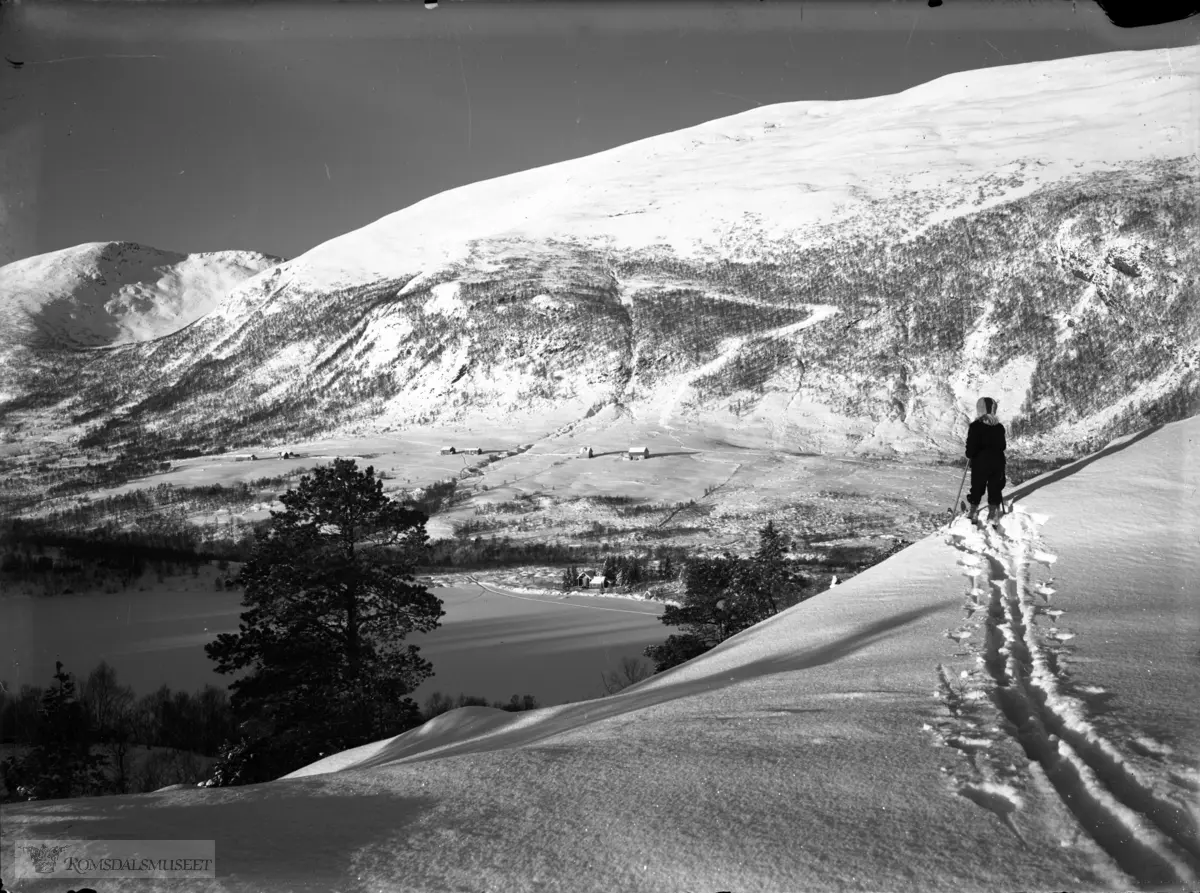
left=950, top=459, right=969, bottom=517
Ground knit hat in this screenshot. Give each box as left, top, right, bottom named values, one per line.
left=976, top=396, right=1000, bottom=425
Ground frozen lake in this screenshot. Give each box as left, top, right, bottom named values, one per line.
left=0, top=575, right=667, bottom=708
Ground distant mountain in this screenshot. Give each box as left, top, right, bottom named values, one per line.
left=0, top=241, right=283, bottom=348
left=1, top=47, right=1196, bottom=462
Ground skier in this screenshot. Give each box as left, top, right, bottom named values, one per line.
left=964, top=396, right=1007, bottom=526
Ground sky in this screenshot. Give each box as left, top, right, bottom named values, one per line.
left=0, top=1, right=1196, bottom=264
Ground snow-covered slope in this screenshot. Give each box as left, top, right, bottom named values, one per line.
left=4, top=416, right=1196, bottom=891
left=0, top=241, right=282, bottom=347
left=289, top=47, right=1198, bottom=288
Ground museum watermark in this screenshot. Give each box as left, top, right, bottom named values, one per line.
left=14, top=839, right=216, bottom=880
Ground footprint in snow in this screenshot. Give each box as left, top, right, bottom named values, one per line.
left=1129, top=735, right=1174, bottom=758
left=956, top=782, right=1028, bottom=844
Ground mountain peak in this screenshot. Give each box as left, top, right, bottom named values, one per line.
left=0, top=241, right=284, bottom=348
left=286, top=46, right=1197, bottom=290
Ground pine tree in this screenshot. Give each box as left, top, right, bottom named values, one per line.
left=644, top=555, right=740, bottom=672
left=0, top=662, right=109, bottom=800
left=750, top=520, right=791, bottom=615
left=601, top=553, right=619, bottom=585
left=659, top=554, right=675, bottom=581
left=561, top=566, right=575, bottom=591
left=626, top=555, right=643, bottom=587
left=205, top=459, right=444, bottom=785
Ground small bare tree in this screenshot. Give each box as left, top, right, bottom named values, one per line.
left=81, top=661, right=134, bottom=734
left=135, top=748, right=206, bottom=793
left=601, top=656, right=652, bottom=695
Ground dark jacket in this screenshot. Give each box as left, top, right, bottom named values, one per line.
left=965, top=418, right=1006, bottom=469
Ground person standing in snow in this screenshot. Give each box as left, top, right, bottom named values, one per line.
left=964, top=396, right=1006, bottom=525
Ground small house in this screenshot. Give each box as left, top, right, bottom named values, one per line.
left=578, top=446, right=593, bottom=459
left=439, top=446, right=457, bottom=455
left=462, top=447, right=483, bottom=455
left=578, top=571, right=608, bottom=589
left=628, top=446, right=650, bottom=460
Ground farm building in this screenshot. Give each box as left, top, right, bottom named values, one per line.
left=577, top=570, right=608, bottom=589
left=462, top=447, right=483, bottom=455
left=627, top=446, right=650, bottom=460
left=578, top=446, right=593, bottom=458
left=439, top=446, right=457, bottom=455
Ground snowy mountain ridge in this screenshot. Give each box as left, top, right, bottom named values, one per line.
left=0, top=47, right=1197, bottom=463
left=0, top=241, right=283, bottom=349
left=286, top=46, right=1197, bottom=288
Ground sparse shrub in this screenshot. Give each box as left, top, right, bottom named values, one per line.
left=601, top=657, right=653, bottom=694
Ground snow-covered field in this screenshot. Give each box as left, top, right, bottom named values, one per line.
left=3, top=415, right=1194, bottom=892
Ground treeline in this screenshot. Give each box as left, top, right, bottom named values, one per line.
left=422, top=692, right=541, bottom=716
left=0, top=517, right=261, bottom=595
left=0, top=661, right=235, bottom=800
left=0, top=474, right=464, bottom=593
left=424, top=535, right=692, bottom=575
left=14, top=477, right=301, bottom=547
left=0, top=660, right=545, bottom=803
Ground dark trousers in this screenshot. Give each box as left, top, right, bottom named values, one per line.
left=968, top=457, right=1005, bottom=507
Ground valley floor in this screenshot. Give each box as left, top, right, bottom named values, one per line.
left=2, top=418, right=1196, bottom=891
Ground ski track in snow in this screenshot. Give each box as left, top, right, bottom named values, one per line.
left=938, top=510, right=1200, bottom=887
left=656, top=304, right=839, bottom=430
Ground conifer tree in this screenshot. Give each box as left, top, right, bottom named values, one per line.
left=205, top=459, right=444, bottom=785
left=659, top=554, right=675, bottom=582
left=644, top=524, right=812, bottom=674
left=0, top=662, right=108, bottom=800
left=626, top=555, right=643, bottom=587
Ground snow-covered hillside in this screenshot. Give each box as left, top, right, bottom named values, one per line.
left=4, top=419, right=1195, bottom=891
left=0, top=241, right=282, bottom=348
left=1, top=47, right=1196, bottom=467
left=289, top=47, right=1198, bottom=287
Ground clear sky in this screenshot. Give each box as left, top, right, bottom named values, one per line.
left=0, top=0, right=1195, bottom=263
